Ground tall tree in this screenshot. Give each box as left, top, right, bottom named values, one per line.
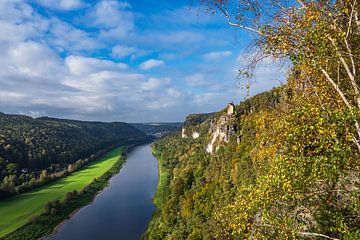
left=202, top=0, right=360, bottom=149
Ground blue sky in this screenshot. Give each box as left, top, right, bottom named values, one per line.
left=0, top=0, right=286, bottom=122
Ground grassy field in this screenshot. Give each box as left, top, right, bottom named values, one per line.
left=0, top=147, right=124, bottom=238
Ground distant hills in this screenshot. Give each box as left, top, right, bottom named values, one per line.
left=0, top=113, right=150, bottom=198
left=130, top=122, right=181, bottom=138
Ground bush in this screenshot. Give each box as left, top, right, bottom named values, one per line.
left=64, top=192, right=74, bottom=204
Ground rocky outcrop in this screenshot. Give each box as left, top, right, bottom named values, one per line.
left=206, top=104, right=238, bottom=154
left=192, top=131, right=200, bottom=139
left=181, top=112, right=216, bottom=139
left=181, top=127, right=188, bottom=138
left=181, top=128, right=200, bottom=139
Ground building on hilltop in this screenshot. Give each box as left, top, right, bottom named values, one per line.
left=227, top=102, right=235, bottom=115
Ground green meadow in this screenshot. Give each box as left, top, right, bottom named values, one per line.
left=0, top=147, right=124, bottom=237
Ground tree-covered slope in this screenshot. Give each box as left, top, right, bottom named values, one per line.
left=145, top=0, right=360, bottom=238
left=0, top=113, right=149, bottom=198
left=145, top=86, right=360, bottom=239
left=131, top=123, right=181, bottom=138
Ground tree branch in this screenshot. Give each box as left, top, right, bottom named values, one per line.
left=328, top=36, right=360, bottom=109
left=214, top=2, right=264, bottom=35
left=296, top=0, right=307, bottom=9
left=298, top=231, right=340, bottom=240
left=355, top=10, right=360, bottom=32
left=320, top=66, right=360, bottom=150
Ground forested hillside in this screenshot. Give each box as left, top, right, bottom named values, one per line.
left=146, top=84, right=360, bottom=239
left=145, top=0, right=360, bottom=238
left=0, top=113, right=149, bottom=199
left=131, top=123, right=181, bottom=138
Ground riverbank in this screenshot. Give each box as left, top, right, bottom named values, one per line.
left=151, top=145, right=170, bottom=208
left=0, top=146, right=131, bottom=240
left=141, top=144, right=171, bottom=239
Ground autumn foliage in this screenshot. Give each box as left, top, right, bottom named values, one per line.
left=145, top=0, right=360, bottom=239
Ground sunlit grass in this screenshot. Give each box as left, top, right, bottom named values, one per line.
left=0, top=147, right=123, bottom=237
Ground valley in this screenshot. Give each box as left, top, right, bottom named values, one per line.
left=0, top=146, right=125, bottom=238
left=0, top=0, right=359, bottom=239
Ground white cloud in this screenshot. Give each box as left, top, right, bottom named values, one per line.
left=167, top=88, right=182, bottom=98
left=112, top=45, right=137, bottom=58
left=0, top=0, right=34, bottom=23
left=86, top=0, right=134, bottom=40
left=49, top=18, right=101, bottom=52
left=185, top=73, right=207, bottom=87
left=3, top=41, right=62, bottom=78
left=0, top=1, right=287, bottom=122
left=139, top=59, right=165, bottom=70
left=203, top=51, right=232, bottom=61
left=91, top=0, right=131, bottom=27
left=0, top=1, right=49, bottom=43
left=36, top=0, right=87, bottom=11
left=65, top=55, right=127, bottom=76
left=141, top=77, right=171, bottom=91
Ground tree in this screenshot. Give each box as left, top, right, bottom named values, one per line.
left=6, top=163, right=18, bottom=174
left=67, top=164, right=74, bottom=173
left=64, top=191, right=74, bottom=203
left=39, top=170, right=48, bottom=183
left=202, top=0, right=360, bottom=150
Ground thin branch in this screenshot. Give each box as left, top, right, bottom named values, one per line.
left=214, top=3, right=264, bottom=35
left=343, top=37, right=356, bottom=77
left=351, top=133, right=360, bottom=150
left=319, top=66, right=360, bottom=150
left=296, top=0, right=307, bottom=9
left=320, top=67, right=352, bottom=110
left=355, top=10, right=360, bottom=32
left=227, top=20, right=264, bottom=35
left=328, top=36, right=359, bottom=109
left=298, top=231, right=340, bottom=240
left=346, top=0, right=356, bottom=38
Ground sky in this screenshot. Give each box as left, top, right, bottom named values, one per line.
left=0, top=0, right=287, bottom=122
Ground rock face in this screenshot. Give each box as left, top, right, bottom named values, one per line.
left=182, top=128, right=200, bottom=139
left=192, top=131, right=200, bottom=139
left=181, top=112, right=216, bottom=139
left=206, top=104, right=238, bottom=154
left=181, top=127, right=188, bottom=138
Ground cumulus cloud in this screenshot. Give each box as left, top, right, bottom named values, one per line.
left=85, top=0, right=134, bottom=40
left=48, top=18, right=101, bottom=52
left=112, top=45, right=137, bottom=58
left=36, top=0, right=87, bottom=11
left=185, top=73, right=207, bottom=87
left=203, top=51, right=232, bottom=61
left=0, top=1, right=49, bottom=43
left=0, top=1, right=286, bottom=122
left=139, top=59, right=165, bottom=70
left=2, top=41, right=62, bottom=78
left=167, top=88, right=182, bottom=98
left=65, top=55, right=127, bottom=76
left=141, top=77, right=171, bottom=91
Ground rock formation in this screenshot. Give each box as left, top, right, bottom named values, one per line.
left=206, top=103, right=238, bottom=154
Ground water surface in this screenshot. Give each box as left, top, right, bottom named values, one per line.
left=47, top=144, right=158, bottom=240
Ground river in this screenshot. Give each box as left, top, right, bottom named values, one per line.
left=47, top=144, right=158, bottom=240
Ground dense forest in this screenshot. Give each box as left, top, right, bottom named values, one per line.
left=0, top=113, right=149, bottom=199
left=145, top=0, right=360, bottom=239
left=146, top=86, right=359, bottom=239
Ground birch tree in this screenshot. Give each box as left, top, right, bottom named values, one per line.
left=203, top=0, right=360, bottom=149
